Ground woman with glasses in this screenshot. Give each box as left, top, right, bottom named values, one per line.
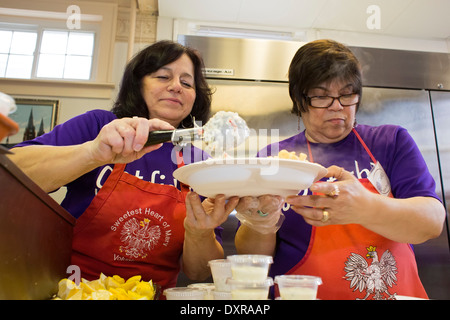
left=234, top=39, right=445, bottom=300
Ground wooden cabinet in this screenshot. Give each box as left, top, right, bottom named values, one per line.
left=0, top=154, right=75, bottom=299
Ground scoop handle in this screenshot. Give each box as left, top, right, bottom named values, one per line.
left=145, top=130, right=173, bottom=146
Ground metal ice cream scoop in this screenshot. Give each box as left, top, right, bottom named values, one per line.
left=144, top=111, right=250, bottom=151
left=145, top=127, right=204, bottom=147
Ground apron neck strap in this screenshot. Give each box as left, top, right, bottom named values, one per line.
left=175, top=149, right=190, bottom=193
left=351, top=128, right=377, bottom=163
left=175, top=150, right=185, bottom=168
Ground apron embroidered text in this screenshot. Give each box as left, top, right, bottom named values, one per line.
left=71, top=157, right=188, bottom=292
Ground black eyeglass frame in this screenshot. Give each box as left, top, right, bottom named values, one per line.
left=303, top=93, right=360, bottom=109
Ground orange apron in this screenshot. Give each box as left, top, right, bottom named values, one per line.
left=283, top=130, right=428, bottom=300
left=71, top=152, right=188, bottom=291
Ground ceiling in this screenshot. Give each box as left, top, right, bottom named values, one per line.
left=156, top=0, right=450, bottom=41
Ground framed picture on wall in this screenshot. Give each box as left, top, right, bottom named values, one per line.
left=1, top=98, right=59, bottom=148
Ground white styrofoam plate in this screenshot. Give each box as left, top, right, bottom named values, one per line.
left=174, top=157, right=327, bottom=198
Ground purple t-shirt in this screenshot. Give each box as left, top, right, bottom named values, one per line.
left=16, top=109, right=210, bottom=219
left=258, top=124, right=440, bottom=277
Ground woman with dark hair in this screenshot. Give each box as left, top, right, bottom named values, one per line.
left=9, top=40, right=238, bottom=293
left=234, top=39, right=445, bottom=300
left=111, top=40, right=212, bottom=127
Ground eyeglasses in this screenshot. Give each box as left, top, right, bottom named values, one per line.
left=304, top=93, right=360, bottom=108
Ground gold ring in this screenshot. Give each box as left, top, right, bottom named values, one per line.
left=327, top=184, right=340, bottom=197
left=321, top=209, right=329, bottom=223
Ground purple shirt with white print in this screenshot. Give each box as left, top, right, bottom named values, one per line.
left=257, top=124, right=440, bottom=277
left=15, top=109, right=210, bottom=219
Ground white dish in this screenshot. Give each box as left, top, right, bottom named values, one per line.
left=173, top=157, right=327, bottom=198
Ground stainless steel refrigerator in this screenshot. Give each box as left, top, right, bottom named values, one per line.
left=178, top=35, right=450, bottom=299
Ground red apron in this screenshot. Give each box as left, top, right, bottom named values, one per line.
left=283, top=130, right=428, bottom=300
left=71, top=152, right=188, bottom=292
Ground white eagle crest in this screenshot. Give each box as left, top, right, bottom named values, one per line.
left=343, top=245, right=398, bottom=300
left=119, top=218, right=161, bottom=259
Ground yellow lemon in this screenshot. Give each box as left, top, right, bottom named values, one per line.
left=126, top=290, right=144, bottom=300
left=80, top=281, right=95, bottom=295
left=66, top=288, right=83, bottom=300
left=91, top=290, right=113, bottom=300
left=55, top=273, right=156, bottom=300
left=109, top=287, right=129, bottom=300
left=120, top=281, right=138, bottom=291
left=99, top=273, right=108, bottom=284
left=57, top=279, right=79, bottom=300
left=88, top=279, right=106, bottom=291
left=126, top=275, right=142, bottom=283
left=133, top=281, right=155, bottom=299
left=105, top=277, right=121, bottom=289
left=112, top=274, right=125, bottom=284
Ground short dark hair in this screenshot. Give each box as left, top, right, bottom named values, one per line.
left=111, top=40, right=212, bottom=127
left=288, top=39, right=362, bottom=116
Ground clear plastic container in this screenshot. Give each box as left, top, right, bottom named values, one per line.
left=274, top=275, right=322, bottom=300
left=208, top=259, right=232, bottom=292
left=227, top=278, right=273, bottom=300
left=163, top=287, right=205, bottom=300
left=212, top=290, right=232, bottom=300
left=187, top=283, right=215, bottom=300
left=227, top=255, right=273, bottom=281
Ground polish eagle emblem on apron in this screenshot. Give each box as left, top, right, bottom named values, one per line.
left=343, top=245, right=398, bottom=300
left=119, top=218, right=161, bottom=259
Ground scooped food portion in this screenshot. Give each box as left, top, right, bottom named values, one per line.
left=271, top=149, right=308, bottom=161
left=145, top=111, right=249, bottom=153
left=202, top=111, right=250, bottom=156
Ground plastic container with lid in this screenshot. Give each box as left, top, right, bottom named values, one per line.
left=227, top=254, right=273, bottom=281
left=163, top=287, right=205, bottom=300
left=208, top=259, right=232, bottom=292
left=227, top=277, right=273, bottom=300
left=274, top=275, right=322, bottom=300
left=212, top=290, right=232, bottom=300
left=187, top=283, right=215, bottom=300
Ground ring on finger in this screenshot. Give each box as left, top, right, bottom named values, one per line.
left=321, top=208, right=330, bottom=223
left=327, top=184, right=340, bottom=197
left=257, top=210, right=269, bottom=217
